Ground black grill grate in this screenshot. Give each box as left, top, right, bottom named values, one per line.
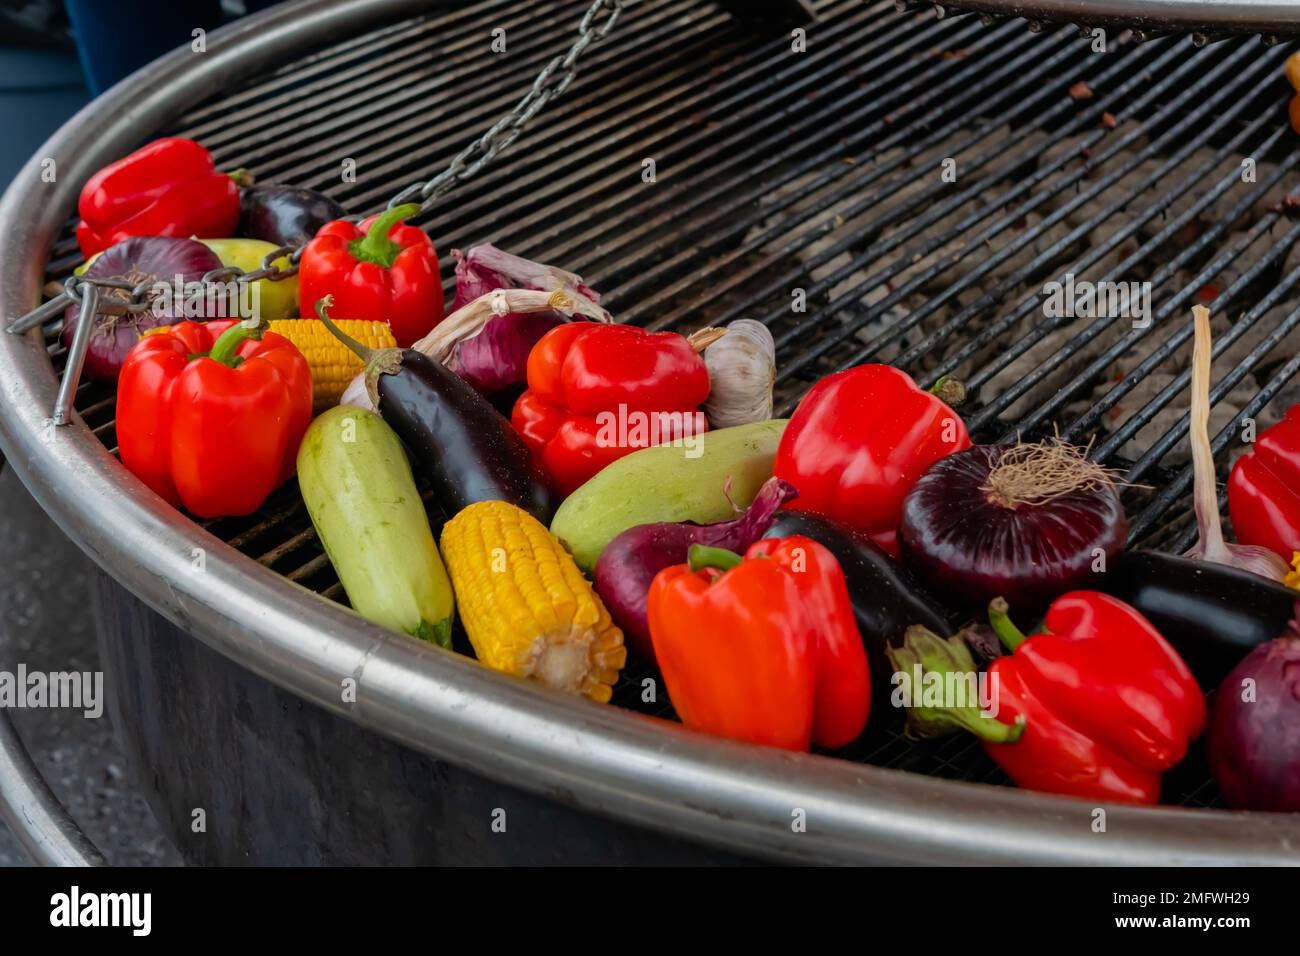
left=41, top=0, right=1300, bottom=810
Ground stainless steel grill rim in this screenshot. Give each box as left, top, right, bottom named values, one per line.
left=2, top=0, right=1300, bottom=863
left=925, top=0, right=1300, bottom=37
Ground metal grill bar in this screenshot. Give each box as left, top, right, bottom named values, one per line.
left=774, top=40, right=1275, bottom=394
left=245, top=1, right=726, bottom=206
left=479, top=13, right=996, bottom=306
left=203, top=2, right=675, bottom=183
left=325, top=1, right=914, bottom=270
left=756, top=40, right=1189, bottom=380
left=36, top=0, right=1300, bottom=807
left=268, top=3, right=727, bottom=193
left=635, top=29, right=1136, bottom=335
left=939, top=124, right=1288, bottom=431
left=1015, top=174, right=1291, bottom=442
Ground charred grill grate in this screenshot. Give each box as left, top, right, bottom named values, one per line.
left=37, top=0, right=1300, bottom=809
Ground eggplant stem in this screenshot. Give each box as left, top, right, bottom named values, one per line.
left=314, top=295, right=372, bottom=361
left=885, top=626, right=1027, bottom=745
left=315, top=294, right=403, bottom=408
left=987, top=597, right=1027, bottom=652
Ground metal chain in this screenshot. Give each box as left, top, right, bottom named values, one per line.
left=8, top=0, right=621, bottom=340
left=387, top=0, right=623, bottom=209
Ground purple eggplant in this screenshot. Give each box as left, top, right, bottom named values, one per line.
left=593, top=478, right=797, bottom=663
left=239, top=184, right=345, bottom=247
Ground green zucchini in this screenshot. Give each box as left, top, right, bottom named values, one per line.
left=550, top=418, right=788, bottom=570
left=297, top=406, right=454, bottom=647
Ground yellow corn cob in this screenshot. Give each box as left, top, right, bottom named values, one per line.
left=440, top=500, right=626, bottom=703
left=268, top=318, right=396, bottom=412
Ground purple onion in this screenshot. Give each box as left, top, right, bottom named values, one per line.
left=899, top=441, right=1128, bottom=610
left=594, top=478, right=798, bottom=664
left=63, top=236, right=224, bottom=382
left=1208, top=627, right=1300, bottom=811
left=451, top=244, right=610, bottom=394
left=451, top=243, right=605, bottom=312
left=458, top=311, right=566, bottom=394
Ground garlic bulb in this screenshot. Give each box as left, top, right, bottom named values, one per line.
left=702, top=319, right=776, bottom=428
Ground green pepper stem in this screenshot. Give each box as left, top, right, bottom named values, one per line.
left=988, top=597, right=1027, bottom=652
left=349, top=202, right=420, bottom=268
left=688, top=544, right=745, bottom=573
left=206, top=317, right=267, bottom=367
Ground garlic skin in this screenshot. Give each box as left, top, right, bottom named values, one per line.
left=702, top=319, right=776, bottom=429
left=1184, top=305, right=1291, bottom=583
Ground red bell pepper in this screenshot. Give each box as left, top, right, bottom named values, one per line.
left=116, top=319, right=312, bottom=518
left=745, top=536, right=872, bottom=747
left=76, top=137, right=242, bottom=258
left=297, top=203, right=443, bottom=348
left=774, top=364, right=970, bottom=558
left=647, top=537, right=870, bottom=751
left=889, top=592, right=1205, bottom=804
left=1228, top=405, right=1300, bottom=561
left=512, top=323, right=711, bottom=496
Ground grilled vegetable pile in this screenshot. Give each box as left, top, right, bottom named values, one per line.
left=90, top=135, right=1300, bottom=812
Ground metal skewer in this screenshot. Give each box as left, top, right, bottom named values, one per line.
left=53, top=283, right=97, bottom=427
left=7, top=290, right=70, bottom=335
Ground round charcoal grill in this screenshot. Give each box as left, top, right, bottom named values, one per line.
left=3, top=0, right=1300, bottom=865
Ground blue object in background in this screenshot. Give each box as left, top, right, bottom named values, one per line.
left=0, top=44, right=87, bottom=187
left=64, top=0, right=224, bottom=95
left=66, top=0, right=286, bottom=95
left=0, top=1, right=284, bottom=187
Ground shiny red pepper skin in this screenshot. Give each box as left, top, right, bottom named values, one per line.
left=297, top=203, right=443, bottom=348
left=978, top=593, right=1205, bottom=803
left=774, top=364, right=970, bottom=558
left=116, top=320, right=312, bottom=518
left=513, top=323, right=710, bottom=496
left=1228, top=405, right=1300, bottom=561
left=648, top=554, right=817, bottom=751
left=746, top=536, right=872, bottom=748
left=648, top=537, right=869, bottom=751
left=76, top=137, right=241, bottom=258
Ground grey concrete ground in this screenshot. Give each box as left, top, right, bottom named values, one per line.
left=0, top=35, right=176, bottom=867
left=0, top=466, right=178, bottom=866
